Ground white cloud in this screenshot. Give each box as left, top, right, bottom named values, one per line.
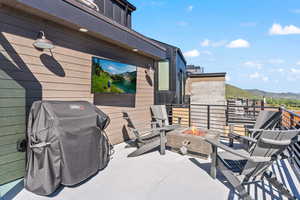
left=277, top=68, right=284, bottom=72
left=183, top=49, right=213, bottom=58
left=187, top=5, right=194, bottom=12
left=177, top=21, right=189, bottom=27
left=290, top=9, right=300, bottom=14
left=225, top=75, right=231, bottom=81
left=201, top=50, right=212, bottom=55
left=296, top=61, right=300, bottom=65
left=269, top=23, right=300, bottom=35
left=249, top=72, right=260, bottom=79
left=201, top=39, right=210, bottom=47
left=268, top=59, right=285, bottom=64
left=183, top=49, right=200, bottom=58
left=291, top=68, right=300, bottom=73
left=262, top=76, right=269, bottom=82
left=200, top=39, right=227, bottom=47
left=284, top=68, right=300, bottom=81
left=249, top=72, right=268, bottom=82
left=226, top=39, right=250, bottom=48
left=243, top=61, right=263, bottom=69
left=108, top=66, right=116, bottom=71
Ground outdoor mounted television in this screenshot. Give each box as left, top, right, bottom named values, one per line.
left=91, top=57, right=137, bottom=94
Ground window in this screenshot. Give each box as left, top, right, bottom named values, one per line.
left=158, top=60, right=170, bottom=90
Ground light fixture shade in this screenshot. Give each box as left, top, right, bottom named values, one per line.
left=33, top=31, right=54, bottom=50
left=145, top=64, right=153, bottom=75
left=33, top=38, right=54, bottom=49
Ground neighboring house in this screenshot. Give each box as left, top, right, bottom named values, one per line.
left=186, top=65, right=204, bottom=75
left=0, top=0, right=170, bottom=189
left=186, top=72, right=227, bottom=131
left=151, top=40, right=187, bottom=105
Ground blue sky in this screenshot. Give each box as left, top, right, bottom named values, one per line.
left=130, top=0, right=300, bottom=93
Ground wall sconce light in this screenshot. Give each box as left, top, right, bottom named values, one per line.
left=33, top=31, right=55, bottom=50
left=145, top=64, right=153, bottom=75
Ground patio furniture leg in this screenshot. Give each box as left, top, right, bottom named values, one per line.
left=236, top=185, right=253, bottom=200
left=160, top=129, right=166, bottom=155
left=218, top=161, right=253, bottom=200
left=229, top=124, right=234, bottom=147
left=128, top=139, right=160, bottom=157
left=210, top=145, right=217, bottom=179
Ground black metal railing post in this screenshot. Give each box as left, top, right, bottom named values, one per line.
left=226, top=103, right=229, bottom=126
left=253, top=102, right=256, bottom=118
left=261, top=100, right=265, bottom=111
left=279, top=107, right=283, bottom=128
left=229, top=124, right=234, bottom=147
left=246, top=99, right=249, bottom=116
left=207, top=105, right=210, bottom=129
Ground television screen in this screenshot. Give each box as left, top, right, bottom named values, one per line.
left=91, top=57, right=137, bottom=94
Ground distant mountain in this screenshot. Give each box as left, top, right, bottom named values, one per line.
left=226, top=84, right=300, bottom=100
left=246, top=89, right=300, bottom=100
left=226, top=84, right=257, bottom=99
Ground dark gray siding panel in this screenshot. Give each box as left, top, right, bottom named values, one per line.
left=4, top=0, right=166, bottom=59
left=120, top=8, right=125, bottom=26
left=113, top=2, right=122, bottom=24
left=105, top=0, right=113, bottom=18
left=127, top=12, right=131, bottom=28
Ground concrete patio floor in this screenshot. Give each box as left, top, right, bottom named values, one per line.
left=3, top=143, right=300, bottom=200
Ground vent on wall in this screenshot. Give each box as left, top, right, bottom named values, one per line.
left=76, top=0, right=99, bottom=11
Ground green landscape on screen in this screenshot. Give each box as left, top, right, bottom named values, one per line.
left=92, top=57, right=137, bottom=94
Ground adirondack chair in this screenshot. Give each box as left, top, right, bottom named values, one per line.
left=206, top=129, right=299, bottom=200
left=228, top=110, right=282, bottom=149
left=123, top=112, right=167, bottom=157
left=150, top=105, right=182, bottom=130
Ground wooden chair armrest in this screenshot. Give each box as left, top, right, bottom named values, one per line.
left=228, top=132, right=257, bottom=143
left=152, top=116, right=166, bottom=121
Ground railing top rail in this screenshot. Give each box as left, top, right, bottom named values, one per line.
left=168, top=103, right=279, bottom=109
left=280, top=107, right=300, bottom=119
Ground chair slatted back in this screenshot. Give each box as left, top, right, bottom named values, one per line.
left=249, top=111, right=282, bottom=152
left=150, top=105, right=169, bottom=126
left=252, top=111, right=281, bottom=135
left=123, top=112, right=141, bottom=138
left=242, top=130, right=299, bottom=179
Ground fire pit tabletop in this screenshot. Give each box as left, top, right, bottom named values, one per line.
left=166, top=127, right=221, bottom=159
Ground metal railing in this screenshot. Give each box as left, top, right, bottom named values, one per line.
left=167, top=103, right=279, bottom=131
left=166, top=103, right=300, bottom=176
left=280, top=107, right=300, bottom=175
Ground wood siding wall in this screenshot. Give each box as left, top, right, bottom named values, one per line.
left=0, top=6, right=154, bottom=184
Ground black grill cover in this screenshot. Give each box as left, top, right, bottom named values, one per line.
left=25, top=101, right=110, bottom=195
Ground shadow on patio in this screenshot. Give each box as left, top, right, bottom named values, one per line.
left=4, top=142, right=299, bottom=200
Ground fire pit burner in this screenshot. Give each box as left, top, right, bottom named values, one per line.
left=183, top=127, right=206, bottom=136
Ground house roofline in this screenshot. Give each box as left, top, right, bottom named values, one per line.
left=188, top=72, right=226, bottom=78
left=115, top=0, right=136, bottom=11
left=0, top=0, right=166, bottom=59
left=148, top=38, right=187, bottom=64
